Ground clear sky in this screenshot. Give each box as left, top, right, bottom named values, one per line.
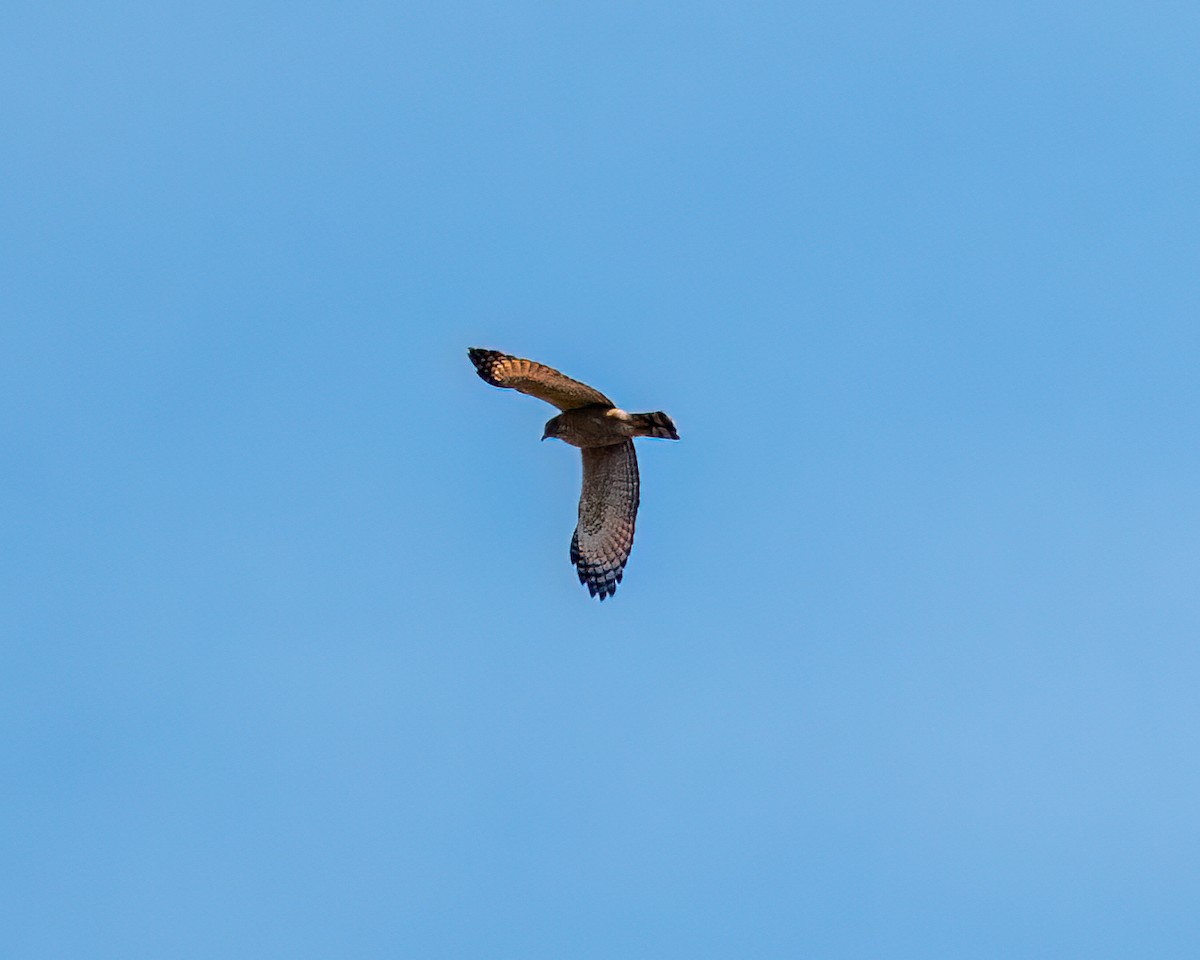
left=4, top=2, right=1200, bottom=957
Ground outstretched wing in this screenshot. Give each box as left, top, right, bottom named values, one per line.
left=571, top=442, right=639, bottom=600
left=468, top=348, right=613, bottom=410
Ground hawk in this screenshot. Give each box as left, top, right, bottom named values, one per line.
left=468, top=348, right=679, bottom=600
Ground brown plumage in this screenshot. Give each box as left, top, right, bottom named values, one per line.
left=467, top=347, right=679, bottom=599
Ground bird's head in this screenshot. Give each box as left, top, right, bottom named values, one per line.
left=541, top=415, right=564, bottom=442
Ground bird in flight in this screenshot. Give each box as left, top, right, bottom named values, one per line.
left=468, top=348, right=679, bottom=600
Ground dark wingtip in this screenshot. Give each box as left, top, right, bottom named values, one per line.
left=468, top=348, right=505, bottom=385
left=575, top=557, right=622, bottom=600
left=648, top=411, right=680, bottom=441
left=581, top=572, right=620, bottom=600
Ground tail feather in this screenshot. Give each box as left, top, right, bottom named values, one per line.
left=628, top=411, right=679, bottom=440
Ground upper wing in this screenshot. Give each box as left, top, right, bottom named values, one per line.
left=468, top=348, right=613, bottom=410
left=571, top=441, right=640, bottom=600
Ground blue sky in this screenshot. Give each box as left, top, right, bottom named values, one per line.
left=4, top=1, right=1200, bottom=957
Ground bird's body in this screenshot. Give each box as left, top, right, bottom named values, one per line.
left=543, top=404, right=679, bottom=447
left=467, top=348, right=679, bottom=600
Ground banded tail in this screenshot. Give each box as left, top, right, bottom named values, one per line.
left=628, top=411, right=680, bottom=440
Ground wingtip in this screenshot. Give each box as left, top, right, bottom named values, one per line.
left=577, top=567, right=622, bottom=600
left=468, top=347, right=507, bottom=385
